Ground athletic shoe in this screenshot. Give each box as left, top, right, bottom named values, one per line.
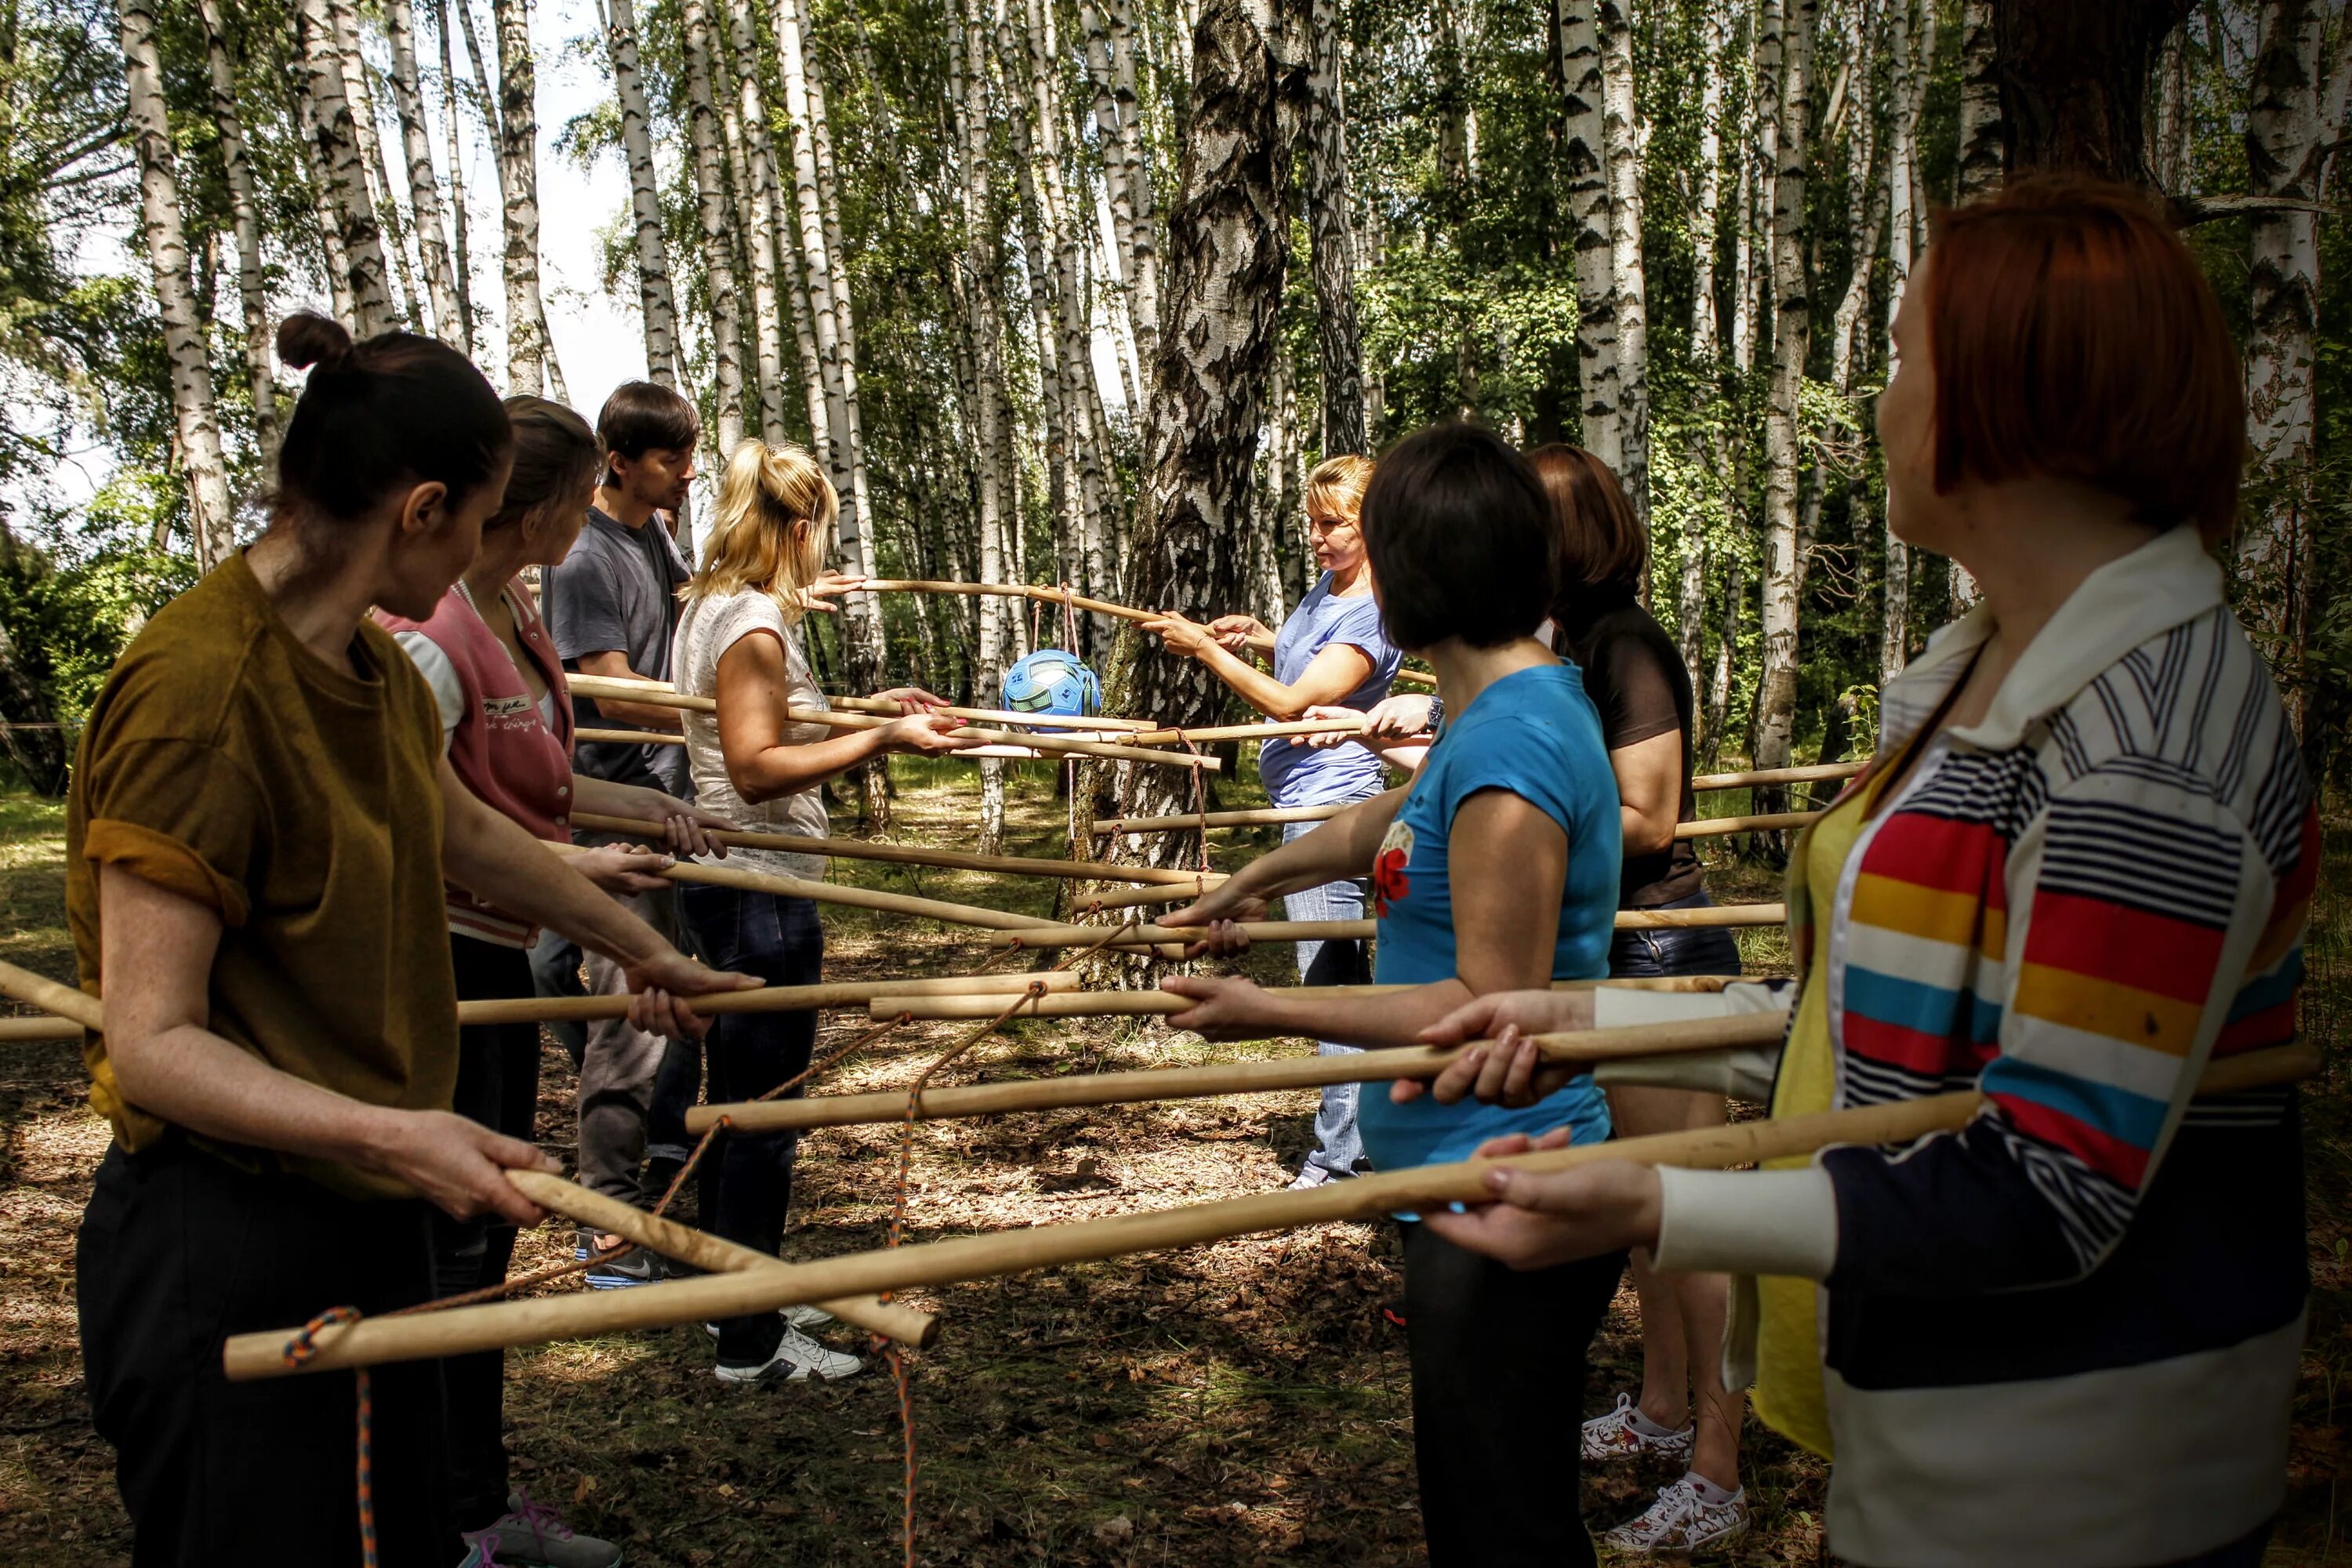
left=1285, top=1167, right=1334, bottom=1192
left=461, top=1490, right=623, bottom=1566
left=575, top=1236, right=664, bottom=1290
left=1601, top=1474, right=1748, bottom=1555
left=713, top=1324, right=864, bottom=1385
left=1581, top=1392, right=1695, bottom=1465
left=702, top=1304, right=837, bottom=1338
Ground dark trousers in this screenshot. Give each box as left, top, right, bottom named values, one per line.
left=432, top=932, right=544, bottom=1530
left=1402, top=1221, right=1624, bottom=1567
left=678, top=884, right=823, bottom=1364
left=1609, top=889, right=1743, bottom=978
left=78, top=1141, right=455, bottom=1566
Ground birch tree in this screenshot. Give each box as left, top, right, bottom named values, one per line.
left=1597, top=0, right=1648, bottom=535
left=1082, top=0, right=1162, bottom=381
left=290, top=68, right=361, bottom=332
left=120, top=0, right=237, bottom=567
left=432, top=0, right=477, bottom=347
left=1676, top=4, right=1729, bottom=725
left=195, top=0, right=279, bottom=455
left=488, top=0, right=561, bottom=396
left=328, top=0, right=423, bottom=325
left=1954, top=0, right=2001, bottom=201
left=1557, top=0, right=1618, bottom=471
left=606, top=0, right=681, bottom=387
left=384, top=0, right=465, bottom=346
left=679, top=0, right=747, bottom=454
left=724, top=2, right=804, bottom=445
left=2241, top=0, right=2326, bottom=720
left=295, top=0, right=397, bottom=335
left=1753, top=0, right=1814, bottom=779
left=1303, top=0, right=1364, bottom=457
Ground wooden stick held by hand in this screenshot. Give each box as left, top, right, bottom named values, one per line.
left=221, top=1040, right=2318, bottom=1381
left=686, top=1011, right=1793, bottom=1134
left=984, top=904, right=1790, bottom=949
left=573, top=811, right=1216, bottom=887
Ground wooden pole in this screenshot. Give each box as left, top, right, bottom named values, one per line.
left=456, top=970, right=1078, bottom=1026
left=572, top=673, right=1163, bottom=734
left=546, top=844, right=1066, bottom=933
left=855, top=579, right=1279, bottom=657
left=504, top=1171, right=937, bottom=1347
left=984, top=904, right=1789, bottom=949
left=1124, top=717, right=1380, bottom=746
left=565, top=675, right=1218, bottom=770
left=1690, top=760, right=1865, bottom=791
left=1071, top=879, right=1229, bottom=912
left=690, top=1012, right=1792, bottom=1133
left=0, top=960, right=100, bottom=1029
left=1677, top=811, right=1820, bottom=839
left=573, top=811, right=1218, bottom=887
left=219, top=1042, right=2319, bottom=1381
left=0, top=1014, right=83, bottom=1041
left=866, top=974, right=1744, bottom=1021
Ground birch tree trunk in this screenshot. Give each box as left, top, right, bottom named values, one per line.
left=1259, top=350, right=1299, bottom=622
left=489, top=0, right=561, bottom=396
left=999, top=9, right=1075, bottom=593
left=724, top=3, right=803, bottom=445
left=1597, top=0, right=1649, bottom=536
left=1879, top=0, right=1933, bottom=677
left=800, top=36, right=880, bottom=592
left=679, top=0, right=747, bottom=456
left=328, top=0, right=423, bottom=327
left=607, top=0, right=681, bottom=387
left=296, top=0, right=397, bottom=335
left=196, top=0, right=279, bottom=456
left=1954, top=0, right=2001, bottom=201
left=384, top=0, right=464, bottom=346
left=1108, top=0, right=1300, bottom=846
left=1082, top=0, right=1161, bottom=382
left=1557, top=0, right=1618, bottom=470
left=121, top=0, right=237, bottom=568
left=1753, top=0, right=1813, bottom=778
left=1302, top=0, right=1364, bottom=457
left=432, top=0, right=476, bottom=348
left=292, top=71, right=361, bottom=332
left=1678, top=6, right=1728, bottom=736
left=2241, top=0, right=2325, bottom=727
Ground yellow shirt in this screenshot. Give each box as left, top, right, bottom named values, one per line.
left=66, top=552, right=458, bottom=1198
left=1748, top=769, right=1892, bottom=1459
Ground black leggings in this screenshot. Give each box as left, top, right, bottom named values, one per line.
left=78, top=1141, right=453, bottom=1566
left=1403, top=1221, right=1625, bottom=1566
left=431, top=932, right=545, bottom=1530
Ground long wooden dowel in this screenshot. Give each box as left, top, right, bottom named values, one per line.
left=572, top=811, right=1215, bottom=888
left=857, top=579, right=1280, bottom=658
left=0, top=1014, right=83, bottom=1041
left=457, top=970, right=1078, bottom=1027
left=1073, top=879, right=1229, bottom=912
left=690, top=1012, right=1791, bottom=1134
left=1679, top=811, right=1820, bottom=839
left=1690, top=760, right=1867, bottom=791
left=866, top=974, right=1743, bottom=1022
left=547, top=843, right=1062, bottom=934
left=221, top=1042, right=2319, bottom=1381
left=1125, top=718, right=1389, bottom=746
left=985, top=903, right=1789, bottom=949
left=0, top=960, right=100, bottom=1029
left=572, top=673, right=1163, bottom=735
left=1092, top=804, right=1338, bottom=836
left=567, top=675, right=1215, bottom=771
left=505, top=1171, right=936, bottom=1348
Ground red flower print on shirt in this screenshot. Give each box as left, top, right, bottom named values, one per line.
left=1372, top=821, right=1414, bottom=916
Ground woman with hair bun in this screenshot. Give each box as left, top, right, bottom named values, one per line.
left=68, top=315, right=756, bottom=1566
left=670, top=438, right=976, bottom=1386
left=1141, top=454, right=1403, bottom=1189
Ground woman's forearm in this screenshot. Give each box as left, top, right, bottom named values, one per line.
left=1197, top=642, right=1312, bottom=719
left=1224, top=791, right=1399, bottom=902
left=573, top=775, right=673, bottom=819
left=1256, top=978, right=1476, bottom=1049
left=731, top=727, right=891, bottom=804
left=441, top=767, right=673, bottom=966
left=113, top=1020, right=405, bottom=1165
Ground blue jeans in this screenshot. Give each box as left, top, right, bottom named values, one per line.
left=1283, top=818, right=1372, bottom=1178
left=677, top=884, right=824, bottom=1365
left=1607, top=889, right=1743, bottom=978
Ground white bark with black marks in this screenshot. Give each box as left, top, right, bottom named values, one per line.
left=328, top=0, right=423, bottom=326
left=1754, top=0, right=1813, bottom=775
left=384, top=0, right=464, bottom=346
left=606, top=0, right=681, bottom=387
left=431, top=0, right=476, bottom=348
left=679, top=0, right=746, bottom=455
left=296, top=0, right=396, bottom=335
left=1598, top=0, right=1648, bottom=538
left=1557, top=0, right=1617, bottom=469
left=1303, top=0, right=1364, bottom=457
left=489, top=0, right=561, bottom=395
left=1954, top=0, right=2000, bottom=202
left=196, top=0, right=279, bottom=455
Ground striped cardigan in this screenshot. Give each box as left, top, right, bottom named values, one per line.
left=1618, top=526, right=2313, bottom=1567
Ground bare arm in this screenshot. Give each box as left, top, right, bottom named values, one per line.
left=712, top=632, right=974, bottom=804
left=1143, top=612, right=1375, bottom=720
left=98, top=865, right=557, bottom=1223
left=1610, top=729, right=1684, bottom=857
left=575, top=649, right=685, bottom=731
left=1164, top=789, right=1570, bottom=1048
left=1159, top=786, right=1407, bottom=933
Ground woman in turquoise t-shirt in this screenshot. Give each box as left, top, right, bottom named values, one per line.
left=1161, top=423, right=1625, bottom=1567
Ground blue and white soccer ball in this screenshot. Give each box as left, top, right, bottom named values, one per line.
left=1002, top=648, right=1103, bottom=732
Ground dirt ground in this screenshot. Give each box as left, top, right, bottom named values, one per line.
left=1, top=764, right=2345, bottom=1566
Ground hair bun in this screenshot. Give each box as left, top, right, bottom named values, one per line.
left=276, top=312, right=355, bottom=373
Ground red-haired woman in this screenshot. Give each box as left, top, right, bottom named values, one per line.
left=1406, top=178, right=2314, bottom=1567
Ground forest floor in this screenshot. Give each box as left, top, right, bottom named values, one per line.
left=0, top=761, right=2345, bottom=1566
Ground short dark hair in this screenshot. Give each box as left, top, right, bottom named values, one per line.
left=1526, top=444, right=1645, bottom=596
left=596, top=380, right=699, bottom=478
left=273, top=313, right=511, bottom=526
left=1361, top=423, right=1559, bottom=652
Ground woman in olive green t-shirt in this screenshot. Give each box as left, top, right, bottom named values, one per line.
left=68, top=314, right=755, bottom=1568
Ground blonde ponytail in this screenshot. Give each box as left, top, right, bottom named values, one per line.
left=683, top=439, right=837, bottom=619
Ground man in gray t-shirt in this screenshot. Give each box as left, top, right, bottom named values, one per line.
left=546, top=504, right=692, bottom=796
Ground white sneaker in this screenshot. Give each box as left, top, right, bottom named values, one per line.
left=1284, top=1167, right=1333, bottom=1192
left=713, top=1323, right=864, bottom=1385
left=1581, top=1392, right=1694, bottom=1464
left=1601, top=1474, right=1748, bottom=1555
left=703, top=1303, right=836, bottom=1338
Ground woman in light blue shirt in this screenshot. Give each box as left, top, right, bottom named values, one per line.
left=1157, top=425, right=1625, bottom=1567
left=1141, top=456, right=1400, bottom=1188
